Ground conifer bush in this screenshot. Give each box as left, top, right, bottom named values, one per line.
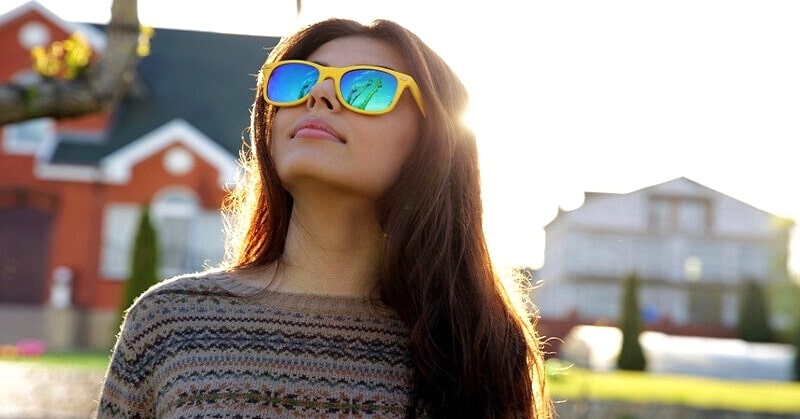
left=793, top=321, right=800, bottom=381
left=617, top=272, right=646, bottom=371
left=119, top=205, right=160, bottom=320
left=736, top=279, right=775, bottom=343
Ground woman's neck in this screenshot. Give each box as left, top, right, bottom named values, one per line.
left=271, top=198, right=384, bottom=297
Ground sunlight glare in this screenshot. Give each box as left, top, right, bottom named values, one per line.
left=6, top=0, right=798, bottom=275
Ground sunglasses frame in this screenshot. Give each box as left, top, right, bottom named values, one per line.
left=261, top=60, right=426, bottom=117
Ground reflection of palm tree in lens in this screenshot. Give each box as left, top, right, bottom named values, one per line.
left=346, top=79, right=372, bottom=105
left=353, top=79, right=382, bottom=110
left=298, top=79, right=313, bottom=100
left=348, top=78, right=383, bottom=110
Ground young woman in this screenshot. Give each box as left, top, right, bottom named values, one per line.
left=96, top=18, right=552, bottom=418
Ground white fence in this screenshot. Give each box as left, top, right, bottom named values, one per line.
left=559, top=325, right=797, bottom=381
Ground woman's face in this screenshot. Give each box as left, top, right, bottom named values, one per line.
left=270, top=36, right=422, bottom=202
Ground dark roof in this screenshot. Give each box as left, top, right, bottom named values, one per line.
left=50, top=26, right=281, bottom=163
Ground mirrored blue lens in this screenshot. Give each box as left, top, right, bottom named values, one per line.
left=267, top=63, right=319, bottom=103
left=340, top=69, right=398, bottom=112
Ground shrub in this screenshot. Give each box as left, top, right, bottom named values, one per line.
left=793, top=318, right=800, bottom=382
left=119, top=205, right=160, bottom=320
left=617, top=272, right=646, bottom=371
left=736, top=279, right=775, bottom=343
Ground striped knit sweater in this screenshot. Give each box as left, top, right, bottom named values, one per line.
left=95, top=270, right=429, bottom=418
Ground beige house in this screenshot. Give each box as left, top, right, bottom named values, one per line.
left=535, top=177, right=793, bottom=332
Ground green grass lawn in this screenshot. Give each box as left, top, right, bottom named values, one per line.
left=5, top=353, right=800, bottom=414
left=2, top=351, right=111, bottom=371
left=547, top=360, right=800, bottom=414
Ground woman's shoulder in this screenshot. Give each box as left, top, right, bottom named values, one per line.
left=134, top=269, right=230, bottom=301
left=121, top=270, right=232, bottom=325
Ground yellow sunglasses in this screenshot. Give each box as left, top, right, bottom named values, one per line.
left=261, top=60, right=426, bottom=117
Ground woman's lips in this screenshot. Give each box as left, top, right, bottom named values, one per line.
left=292, top=119, right=344, bottom=143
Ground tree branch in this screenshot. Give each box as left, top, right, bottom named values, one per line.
left=0, top=0, right=141, bottom=125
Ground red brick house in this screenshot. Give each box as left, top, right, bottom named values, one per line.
left=0, top=1, right=279, bottom=349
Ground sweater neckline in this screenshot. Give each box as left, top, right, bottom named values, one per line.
left=213, top=270, right=390, bottom=315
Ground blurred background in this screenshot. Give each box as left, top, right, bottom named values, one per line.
left=0, top=1, right=798, bottom=418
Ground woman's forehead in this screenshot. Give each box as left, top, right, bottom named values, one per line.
left=307, top=36, right=407, bottom=73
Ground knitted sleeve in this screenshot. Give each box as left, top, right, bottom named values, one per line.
left=94, top=289, right=162, bottom=418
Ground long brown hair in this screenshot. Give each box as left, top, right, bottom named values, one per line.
left=224, top=18, right=552, bottom=418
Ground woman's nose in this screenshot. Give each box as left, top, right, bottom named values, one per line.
left=305, top=78, right=342, bottom=113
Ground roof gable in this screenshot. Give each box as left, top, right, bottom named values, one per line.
left=102, top=119, right=236, bottom=185
left=105, top=27, right=280, bottom=157
left=48, top=26, right=280, bottom=166
left=0, top=1, right=105, bottom=50
left=546, top=176, right=787, bottom=231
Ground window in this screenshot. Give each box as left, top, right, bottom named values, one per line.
left=738, top=244, right=767, bottom=280
left=685, top=242, right=722, bottom=280
left=649, top=198, right=672, bottom=232
left=683, top=256, right=703, bottom=282
left=152, top=187, right=224, bottom=278
left=152, top=188, right=197, bottom=277
left=100, top=188, right=225, bottom=280
left=100, top=203, right=141, bottom=279
left=678, top=200, right=708, bottom=233
left=632, top=237, right=664, bottom=279
left=687, top=288, right=722, bottom=325
left=2, top=118, right=54, bottom=155
left=564, top=235, right=588, bottom=275
left=650, top=197, right=710, bottom=233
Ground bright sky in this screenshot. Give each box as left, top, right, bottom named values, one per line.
left=3, top=0, right=799, bottom=274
